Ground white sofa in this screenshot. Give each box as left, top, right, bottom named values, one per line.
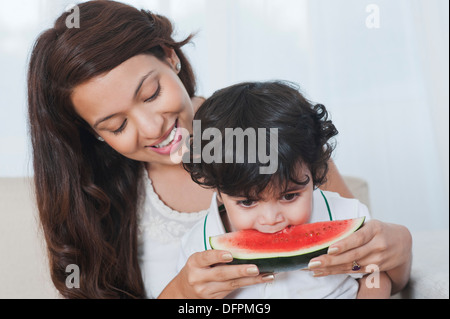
left=0, top=177, right=448, bottom=299
left=0, top=177, right=59, bottom=298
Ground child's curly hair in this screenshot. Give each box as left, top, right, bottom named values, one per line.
left=183, top=81, right=338, bottom=198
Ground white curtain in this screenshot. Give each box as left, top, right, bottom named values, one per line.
left=0, top=0, right=448, bottom=231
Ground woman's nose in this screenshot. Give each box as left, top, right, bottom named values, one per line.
left=133, top=106, right=165, bottom=140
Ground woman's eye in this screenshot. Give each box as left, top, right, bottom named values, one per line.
left=144, top=84, right=161, bottom=103
left=282, top=193, right=300, bottom=201
left=112, top=119, right=127, bottom=135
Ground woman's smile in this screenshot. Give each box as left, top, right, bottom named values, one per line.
left=146, top=119, right=184, bottom=155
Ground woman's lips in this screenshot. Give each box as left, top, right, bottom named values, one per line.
left=148, top=121, right=177, bottom=148
left=146, top=120, right=183, bottom=155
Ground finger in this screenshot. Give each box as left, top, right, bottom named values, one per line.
left=308, top=240, right=380, bottom=275
left=327, top=245, right=370, bottom=266
left=209, top=263, right=262, bottom=281
left=195, top=265, right=274, bottom=299
left=189, top=250, right=234, bottom=268
left=308, top=246, right=367, bottom=270
left=326, top=220, right=377, bottom=256
left=310, top=258, right=371, bottom=276
left=209, top=272, right=275, bottom=298
left=192, top=250, right=270, bottom=280
left=221, top=273, right=275, bottom=293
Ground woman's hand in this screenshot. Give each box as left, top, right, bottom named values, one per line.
left=307, top=220, right=412, bottom=294
left=159, top=249, right=274, bottom=299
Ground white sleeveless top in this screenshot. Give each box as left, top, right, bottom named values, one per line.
left=137, top=174, right=208, bottom=298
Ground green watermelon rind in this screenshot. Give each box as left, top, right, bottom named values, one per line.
left=226, top=247, right=329, bottom=273
left=209, top=217, right=365, bottom=273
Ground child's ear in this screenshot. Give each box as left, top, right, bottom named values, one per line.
left=216, top=191, right=223, bottom=205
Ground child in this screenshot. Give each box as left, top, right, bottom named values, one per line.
left=178, top=81, right=391, bottom=298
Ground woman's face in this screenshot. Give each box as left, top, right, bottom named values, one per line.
left=71, top=52, right=194, bottom=165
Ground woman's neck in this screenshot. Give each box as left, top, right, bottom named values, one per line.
left=146, top=162, right=214, bottom=213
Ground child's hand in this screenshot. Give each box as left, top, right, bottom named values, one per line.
left=307, top=220, right=412, bottom=294
left=161, top=249, right=274, bottom=299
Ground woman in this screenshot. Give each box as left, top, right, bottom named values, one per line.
left=28, top=0, right=412, bottom=299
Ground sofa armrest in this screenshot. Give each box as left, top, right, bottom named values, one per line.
left=0, top=177, right=59, bottom=298
left=392, top=229, right=449, bottom=299
left=343, top=176, right=371, bottom=210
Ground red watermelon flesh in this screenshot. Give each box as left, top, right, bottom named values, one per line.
left=209, top=217, right=365, bottom=271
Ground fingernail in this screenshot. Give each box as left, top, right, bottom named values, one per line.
left=262, top=274, right=275, bottom=281
left=222, top=253, right=233, bottom=261
left=327, top=246, right=339, bottom=255
left=247, top=266, right=259, bottom=275
left=313, top=271, right=324, bottom=277
left=308, top=260, right=322, bottom=269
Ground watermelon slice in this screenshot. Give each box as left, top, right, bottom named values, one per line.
left=209, top=217, right=365, bottom=272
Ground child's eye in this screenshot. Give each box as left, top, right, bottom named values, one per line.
left=237, top=199, right=257, bottom=208
left=282, top=193, right=300, bottom=202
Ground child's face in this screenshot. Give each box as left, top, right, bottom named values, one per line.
left=219, top=170, right=314, bottom=233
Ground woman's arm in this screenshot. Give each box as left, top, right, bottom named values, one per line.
left=316, top=160, right=412, bottom=295
left=321, top=160, right=354, bottom=199
left=357, top=271, right=392, bottom=299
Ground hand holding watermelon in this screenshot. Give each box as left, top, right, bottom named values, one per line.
left=162, top=249, right=274, bottom=299
left=307, top=219, right=412, bottom=294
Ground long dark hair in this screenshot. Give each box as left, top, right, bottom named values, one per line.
left=27, top=0, right=196, bottom=298
left=184, top=81, right=338, bottom=199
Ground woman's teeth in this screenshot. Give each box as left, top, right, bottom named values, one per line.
left=153, top=125, right=177, bottom=148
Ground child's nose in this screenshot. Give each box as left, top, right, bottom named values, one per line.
left=259, top=204, right=284, bottom=225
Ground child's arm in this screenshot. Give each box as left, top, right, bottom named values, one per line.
left=356, top=271, right=392, bottom=299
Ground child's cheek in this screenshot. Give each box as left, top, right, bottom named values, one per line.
left=228, top=209, right=256, bottom=232
left=298, top=211, right=311, bottom=225
left=290, top=205, right=312, bottom=226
